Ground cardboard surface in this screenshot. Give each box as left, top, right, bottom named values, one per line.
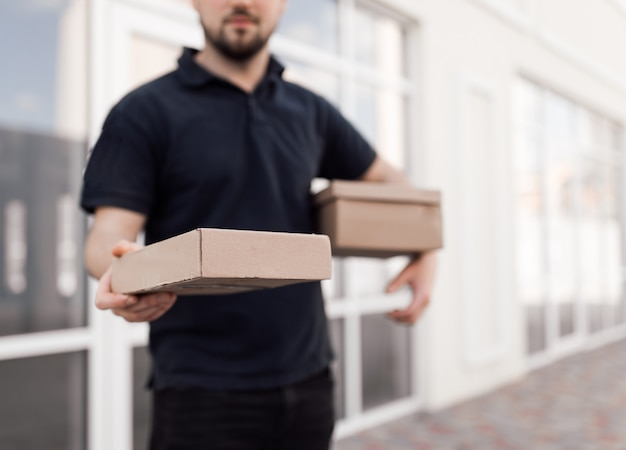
left=111, top=228, right=332, bottom=295
left=315, top=181, right=443, bottom=258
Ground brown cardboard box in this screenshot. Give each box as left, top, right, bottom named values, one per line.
left=314, top=181, right=443, bottom=258
left=111, top=228, right=332, bottom=295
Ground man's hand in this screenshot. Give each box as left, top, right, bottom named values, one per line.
left=385, top=251, right=437, bottom=325
left=95, top=240, right=177, bottom=323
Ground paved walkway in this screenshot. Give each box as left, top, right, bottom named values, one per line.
left=334, top=339, right=626, bottom=450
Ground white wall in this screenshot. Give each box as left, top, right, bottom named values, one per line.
left=376, top=0, right=626, bottom=410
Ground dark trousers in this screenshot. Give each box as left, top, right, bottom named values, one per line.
left=149, top=369, right=335, bottom=450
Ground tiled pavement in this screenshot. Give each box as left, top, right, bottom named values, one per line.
left=334, top=339, right=626, bottom=450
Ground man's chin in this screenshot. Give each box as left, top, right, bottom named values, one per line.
left=205, top=27, right=269, bottom=61
left=218, top=44, right=265, bottom=61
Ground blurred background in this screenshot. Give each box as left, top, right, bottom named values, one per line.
left=0, top=0, right=625, bottom=449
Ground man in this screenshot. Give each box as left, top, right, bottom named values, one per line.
left=81, top=0, right=437, bottom=448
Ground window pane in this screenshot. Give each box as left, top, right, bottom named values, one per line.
left=361, top=314, right=411, bottom=410
left=545, top=133, right=576, bottom=338
left=527, top=304, right=547, bottom=354
left=277, top=0, right=338, bottom=53
left=0, top=352, right=86, bottom=449
left=354, top=84, right=377, bottom=144
left=354, top=6, right=406, bottom=77
left=328, top=318, right=345, bottom=420
left=344, top=257, right=387, bottom=298
left=354, top=84, right=407, bottom=170
left=579, top=160, right=608, bottom=333
left=617, top=285, right=626, bottom=325
left=592, top=114, right=612, bottom=151
left=0, top=1, right=87, bottom=335
left=575, top=107, right=594, bottom=151
left=515, top=81, right=546, bottom=354
left=611, top=122, right=623, bottom=152
left=281, top=60, right=340, bottom=105
left=134, top=346, right=152, bottom=450
left=545, top=91, right=573, bottom=139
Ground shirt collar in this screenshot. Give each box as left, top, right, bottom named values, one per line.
left=176, top=47, right=285, bottom=88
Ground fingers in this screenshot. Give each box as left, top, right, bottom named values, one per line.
left=95, top=268, right=176, bottom=322
left=385, top=256, right=422, bottom=294
left=111, top=240, right=142, bottom=257
left=385, top=252, right=437, bottom=324
left=387, top=290, right=430, bottom=325
left=95, top=268, right=139, bottom=310
left=385, top=266, right=412, bottom=294
left=386, top=285, right=428, bottom=324
left=111, top=292, right=177, bottom=323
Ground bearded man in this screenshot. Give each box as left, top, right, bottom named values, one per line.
left=81, top=1, right=437, bottom=449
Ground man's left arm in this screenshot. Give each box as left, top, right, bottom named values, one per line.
left=359, top=156, right=438, bottom=325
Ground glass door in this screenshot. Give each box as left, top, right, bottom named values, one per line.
left=0, top=1, right=89, bottom=448
left=94, top=3, right=202, bottom=450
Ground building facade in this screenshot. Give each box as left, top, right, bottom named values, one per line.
left=0, top=0, right=625, bottom=449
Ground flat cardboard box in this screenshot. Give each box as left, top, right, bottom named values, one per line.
left=314, top=181, right=443, bottom=258
left=111, top=228, right=331, bottom=295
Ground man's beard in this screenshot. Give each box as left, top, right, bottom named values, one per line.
left=203, top=19, right=270, bottom=62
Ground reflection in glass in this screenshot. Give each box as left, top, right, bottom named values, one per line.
left=4, top=200, right=27, bottom=294
left=57, top=194, right=78, bottom=297
left=0, top=1, right=87, bottom=137
left=134, top=347, right=152, bottom=450
left=545, top=135, right=577, bottom=338
left=0, top=129, right=86, bottom=335
left=559, top=303, right=575, bottom=337
left=579, top=160, right=606, bottom=333
left=328, top=318, right=345, bottom=420
left=514, top=81, right=624, bottom=353
left=518, top=79, right=625, bottom=349
left=361, top=314, right=411, bottom=410
left=515, top=81, right=546, bottom=354
left=527, top=305, right=547, bottom=354
left=0, top=0, right=87, bottom=335
left=0, top=352, right=86, bottom=449
left=277, top=0, right=338, bottom=53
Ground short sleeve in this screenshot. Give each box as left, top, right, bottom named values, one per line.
left=80, top=106, right=161, bottom=215
left=316, top=96, right=377, bottom=180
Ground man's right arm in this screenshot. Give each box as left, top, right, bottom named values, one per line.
left=85, top=206, right=146, bottom=278
left=85, top=206, right=177, bottom=322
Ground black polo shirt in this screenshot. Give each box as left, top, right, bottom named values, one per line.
left=81, top=48, right=376, bottom=390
